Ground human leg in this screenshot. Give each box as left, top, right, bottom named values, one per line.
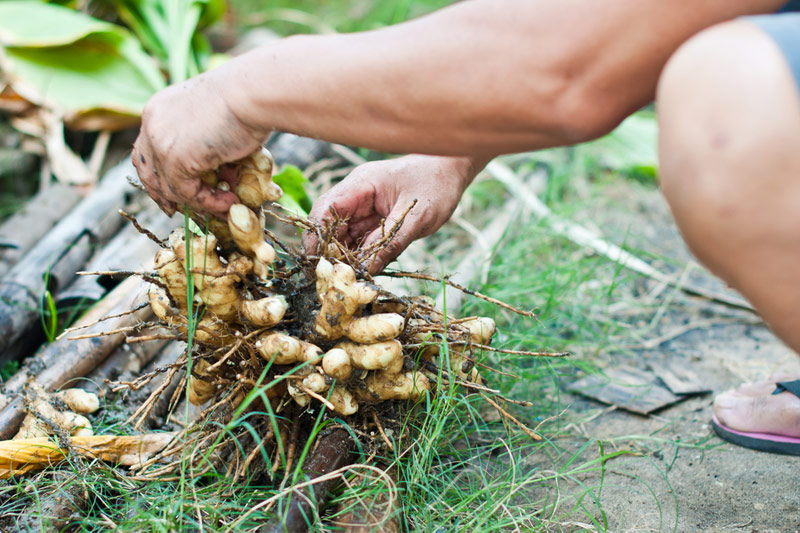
left=657, top=15, right=800, bottom=444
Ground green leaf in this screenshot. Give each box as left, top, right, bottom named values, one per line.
left=0, top=1, right=114, bottom=47
left=197, top=0, right=226, bottom=29
left=273, top=164, right=312, bottom=214
left=277, top=193, right=308, bottom=218
left=112, top=0, right=225, bottom=80
left=0, top=1, right=165, bottom=129
left=112, top=0, right=170, bottom=62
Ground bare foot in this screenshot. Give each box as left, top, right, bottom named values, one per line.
left=713, top=373, right=800, bottom=437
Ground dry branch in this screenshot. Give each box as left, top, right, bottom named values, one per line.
left=0, top=183, right=81, bottom=277
left=57, top=204, right=177, bottom=308
left=0, top=159, right=133, bottom=356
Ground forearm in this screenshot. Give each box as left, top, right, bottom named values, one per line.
left=220, top=0, right=784, bottom=156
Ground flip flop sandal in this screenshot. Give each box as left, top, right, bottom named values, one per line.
left=711, top=379, right=800, bottom=456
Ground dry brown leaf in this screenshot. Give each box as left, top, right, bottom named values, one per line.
left=0, top=433, right=175, bottom=479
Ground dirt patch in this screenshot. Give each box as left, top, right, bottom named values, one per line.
left=561, top=181, right=800, bottom=531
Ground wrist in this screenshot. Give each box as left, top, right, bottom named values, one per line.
left=435, top=154, right=494, bottom=192
left=224, top=34, right=335, bottom=139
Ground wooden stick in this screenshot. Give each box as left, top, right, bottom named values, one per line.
left=0, top=183, right=81, bottom=277
left=0, top=159, right=133, bottom=356
left=0, top=275, right=152, bottom=440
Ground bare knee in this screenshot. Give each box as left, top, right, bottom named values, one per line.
left=656, top=19, right=800, bottom=271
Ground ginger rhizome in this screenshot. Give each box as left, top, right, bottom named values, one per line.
left=121, top=145, right=549, bottom=483
left=15, top=383, right=100, bottom=440
left=146, top=148, right=500, bottom=419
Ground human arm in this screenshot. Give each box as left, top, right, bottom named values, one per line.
left=133, top=0, right=786, bottom=215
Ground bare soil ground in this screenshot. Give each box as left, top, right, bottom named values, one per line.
left=559, top=182, right=800, bottom=532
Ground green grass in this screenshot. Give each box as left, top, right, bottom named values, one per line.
left=0, top=0, right=696, bottom=528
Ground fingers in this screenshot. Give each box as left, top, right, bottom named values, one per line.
left=131, top=75, right=267, bottom=219
left=302, top=168, right=382, bottom=253
left=171, top=174, right=239, bottom=219
left=344, top=214, right=383, bottom=245
left=360, top=200, right=423, bottom=274
left=132, top=139, right=238, bottom=219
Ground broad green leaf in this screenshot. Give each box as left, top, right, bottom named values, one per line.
left=0, top=2, right=165, bottom=129
left=0, top=2, right=114, bottom=47
left=273, top=165, right=312, bottom=213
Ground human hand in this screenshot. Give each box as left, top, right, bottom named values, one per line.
left=132, top=67, right=267, bottom=218
left=303, top=154, right=488, bottom=274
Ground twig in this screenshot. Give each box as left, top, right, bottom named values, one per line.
left=371, top=410, right=394, bottom=452
left=77, top=269, right=155, bottom=278
left=436, top=195, right=520, bottom=312
left=357, top=200, right=418, bottom=272
left=68, top=325, right=143, bottom=340
left=481, top=394, right=542, bottom=441
left=378, top=271, right=535, bottom=317
left=119, top=210, right=169, bottom=247
left=57, top=302, right=150, bottom=338
left=471, top=361, right=520, bottom=379
left=206, top=339, right=243, bottom=373
left=282, top=417, right=303, bottom=482
left=241, top=428, right=275, bottom=481
left=126, top=334, right=183, bottom=344
left=460, top=342, right=569, bottom=358
left=301, top=386, right=336, bottom=411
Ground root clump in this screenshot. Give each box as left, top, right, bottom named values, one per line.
left=103, top=147, right=547, bottom=483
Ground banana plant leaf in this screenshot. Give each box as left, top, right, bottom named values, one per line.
left=0, top=1, right=165, bottom=130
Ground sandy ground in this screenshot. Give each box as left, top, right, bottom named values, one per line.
left=556, top=183, right=800, bottom=532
